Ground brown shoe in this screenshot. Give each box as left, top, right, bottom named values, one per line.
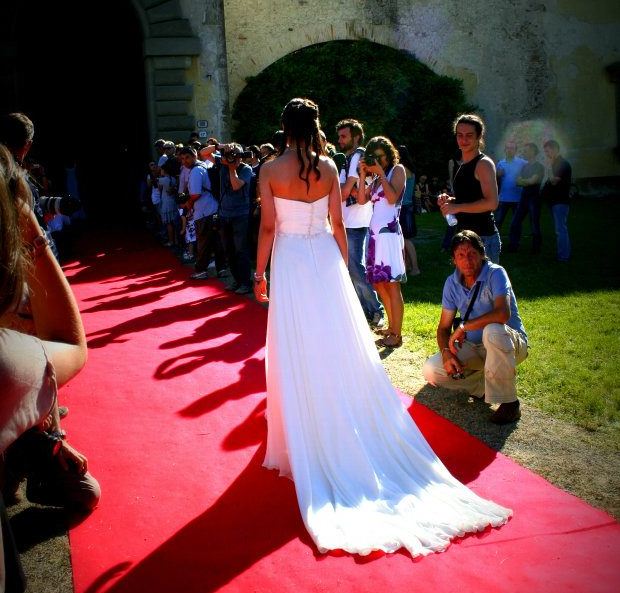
left=490, top=400, right=521, bottom=425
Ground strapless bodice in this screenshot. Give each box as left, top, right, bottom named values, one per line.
left=274, top=196, right=330, bottom=236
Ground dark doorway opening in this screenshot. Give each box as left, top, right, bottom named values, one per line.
left=0, top=1, right=149, bottom=227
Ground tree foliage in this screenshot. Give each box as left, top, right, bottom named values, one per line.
left=232, top=40, right=474, bottom=176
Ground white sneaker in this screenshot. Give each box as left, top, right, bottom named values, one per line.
left=190, top=271, right=209, bottom=280
left=370, top=312, right=385, bottom=328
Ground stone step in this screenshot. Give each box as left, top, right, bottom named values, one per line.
left=154, top=84, right=193, bottom=101
left=145, top=37, right=200, bottom=56
left=155, top=100, right=190, bottom=116
left=154, top=69, right=186, bottom=85
left=157, top=115, right=195, bottom=130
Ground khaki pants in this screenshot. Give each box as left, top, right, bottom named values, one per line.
left=422, top=324, right=528, bottom=404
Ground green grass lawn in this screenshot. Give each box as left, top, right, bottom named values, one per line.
left=402, top=196, right=620, bottom=431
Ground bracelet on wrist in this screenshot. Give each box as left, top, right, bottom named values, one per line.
left=254, top=273, right=265, bottom=282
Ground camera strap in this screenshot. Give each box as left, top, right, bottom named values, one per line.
left=462, top=281, right=481, bottom=324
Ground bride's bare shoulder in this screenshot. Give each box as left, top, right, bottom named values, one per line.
left=318, top=155, right=338, bottom=175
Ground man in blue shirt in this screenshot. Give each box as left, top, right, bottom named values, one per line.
left=214, top=143, right=254, bottom=294
left=422, top=230, right=528, bottom=424
left=180, top=147, right=224, bottom=280
left=495, top=140, right=527, bottom=231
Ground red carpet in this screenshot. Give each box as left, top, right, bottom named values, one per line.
left=60, top=231, right=620, bottom=593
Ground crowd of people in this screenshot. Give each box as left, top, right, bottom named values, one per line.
left=0, top=102, right=574, bottom=584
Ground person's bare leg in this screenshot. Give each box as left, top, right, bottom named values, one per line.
left=382, top=283, right=403, bottom=347
left=404, top=239, right=420, bottom=275
left=374, top=282, right=392, bottom=334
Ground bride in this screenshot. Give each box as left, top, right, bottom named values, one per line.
left=253, top=98, right=511, bottom=557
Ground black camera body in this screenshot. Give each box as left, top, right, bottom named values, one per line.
left=364, top=154, right=377, bottom=166
left=222, top=148, right=252, bottom=164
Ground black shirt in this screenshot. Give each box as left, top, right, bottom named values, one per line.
left=521, top=161, right=544, bottom=202
left=453, top=153, right=497, bottom=237
left=542, top=156, right=572, bottom=206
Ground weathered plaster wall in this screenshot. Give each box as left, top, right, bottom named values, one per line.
left=211, top=0, right=620, bottom=178
left=178, top=0, right=228, bottom=140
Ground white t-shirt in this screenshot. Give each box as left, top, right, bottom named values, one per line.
left=157, top=154, right=169, bottom=167
left=340, top=151, right=372, bottom=228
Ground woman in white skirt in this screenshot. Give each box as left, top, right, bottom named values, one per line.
left=358, top=137, right=407, bottom=348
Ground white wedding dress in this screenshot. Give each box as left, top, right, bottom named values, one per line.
left=263, top=195, right=511, bottom=557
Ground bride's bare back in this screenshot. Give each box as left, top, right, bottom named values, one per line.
left=261, top=150, right=338, bottom=202
left=254, top=147, right=348, bottom=297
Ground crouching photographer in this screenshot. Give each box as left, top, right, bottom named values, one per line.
left=200, top=143, right=254, bottom=294
left=422, top=230, right=529, bottom=425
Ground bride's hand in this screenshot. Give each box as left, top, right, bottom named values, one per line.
left=254, top=277, right=269, bottom=303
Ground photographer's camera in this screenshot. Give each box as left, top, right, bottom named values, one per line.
left=222, top=147, right=252, bottom=164
left=39, top=195, right=81, bottom=217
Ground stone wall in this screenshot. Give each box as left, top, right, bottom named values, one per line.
left=138, top=0, right=619, bottom=178
left=209, top=0, right=620, bottom=179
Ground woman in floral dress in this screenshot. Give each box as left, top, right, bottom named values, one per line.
left=358, top=137, right=407, bottom=348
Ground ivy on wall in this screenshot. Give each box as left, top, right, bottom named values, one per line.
left=232, top=39, right=474, bottom=176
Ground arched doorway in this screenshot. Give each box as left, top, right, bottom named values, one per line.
left=1, top=2, right=149, bottom=224
left=232, top=40, right=472, bottom=176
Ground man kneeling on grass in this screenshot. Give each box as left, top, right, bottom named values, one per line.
left=422, top=230, right=528, bottom=424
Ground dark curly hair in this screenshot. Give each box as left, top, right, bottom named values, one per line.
left=280, top=98, right=325, bottom=190
left=365, top=136, right=400, bottom=170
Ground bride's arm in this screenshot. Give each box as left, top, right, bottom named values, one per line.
left=254, top=163, right=276, bottom=302
left=327, top=164, right=348, bottom=265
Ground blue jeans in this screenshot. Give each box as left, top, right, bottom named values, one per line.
left=346, top=227, right=383, bottom=319
left=220, top=214, right=251, bottom=286
left=481, top=232, right=501, bottom=264
left=508, top=194, right=542, bottom=251
left=494, top=201, right=519, bottom=230
left=551, top=204, right=570, bottom=261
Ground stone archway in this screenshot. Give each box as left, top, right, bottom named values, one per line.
left=224, top=16, right=403, bottom=111
left=132, top=0, right=202, bottom=142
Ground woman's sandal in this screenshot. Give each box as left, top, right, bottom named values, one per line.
left=381, top=333, right=402, bottom=348
left=374, top=327, right=391, bottom=336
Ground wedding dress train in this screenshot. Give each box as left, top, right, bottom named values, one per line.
left=263, top=195, right=511, bottom=557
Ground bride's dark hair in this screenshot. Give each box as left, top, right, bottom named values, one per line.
left=280, top=98, right=325, bottom=190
